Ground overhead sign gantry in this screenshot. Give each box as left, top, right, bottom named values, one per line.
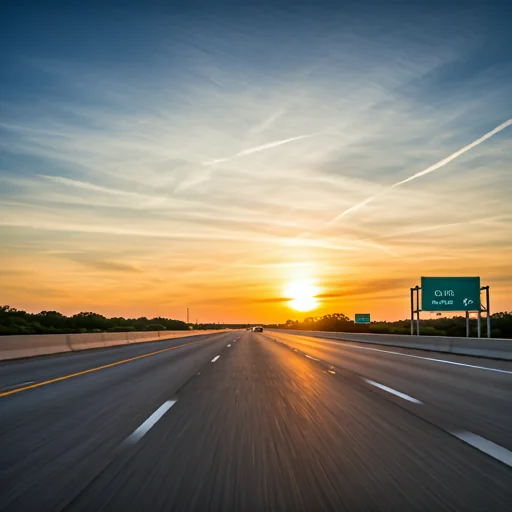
left=411, top=277, right=490, bottom=337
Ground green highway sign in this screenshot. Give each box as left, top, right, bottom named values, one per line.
left=355, top=314, right=371, bottom=324
left=421, top=277, right=480, bottom=312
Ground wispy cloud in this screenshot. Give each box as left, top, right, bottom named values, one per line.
left=249, top=109, right=287, bottom=135
left=0, top=122, right=71, bottom=138
left=62, top=255, right=142, bottom=273
left=39, top=175, right=147, bottom=198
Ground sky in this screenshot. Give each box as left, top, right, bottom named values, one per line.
left=1, top=1, right=511, bottom=323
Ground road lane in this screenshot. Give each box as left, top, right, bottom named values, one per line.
left=0, top=331, right=237, bottom=511
left=68, top=332, right=511, bottom=511
left=272, top=330, right=512, bottom=371
left=0, top=331, right=231, bottom=394
left=267, top=330, right=512, bottom=450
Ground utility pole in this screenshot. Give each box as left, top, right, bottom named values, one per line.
left=187, top=308, right=189, bottom=324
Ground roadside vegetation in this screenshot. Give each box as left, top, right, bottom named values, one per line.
left=278, top=312, right=512, bottom=338
left=2, top=306, right=511, bottom=338
left=0, top=306, right=189, bottom=335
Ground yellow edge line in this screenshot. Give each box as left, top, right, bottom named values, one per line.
left=0, top=338, right=206, bottom=398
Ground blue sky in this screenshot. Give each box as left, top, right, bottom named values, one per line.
left=1, top=1, right=511, bottom=321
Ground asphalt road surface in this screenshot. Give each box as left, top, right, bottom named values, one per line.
left=0, top=330, right=511, bottom=511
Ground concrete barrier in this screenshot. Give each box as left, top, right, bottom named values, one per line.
left=271, top=329, right=512, bottom=360
left=67, top=331, right=161, bottom=351
left=0, top=330, right=229, bottom=361
left=0, top=334, right=72, bottom=360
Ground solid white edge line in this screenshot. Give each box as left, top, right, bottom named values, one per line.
left=211, top=355, right=220, bottom=362
left=364, top=378, right=422, bottom=404
left=282, top=335, right=512, bottom=374
left=126, top=400, right=176, bottom=444
left=352, top=345, right=512, bottom=374
left=452, top=431, right=512, bottom=467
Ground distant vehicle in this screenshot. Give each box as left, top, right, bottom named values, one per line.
left=252, top=326, right=263, bottom=332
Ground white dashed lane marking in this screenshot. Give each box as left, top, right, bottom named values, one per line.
left=125, top=400, right=176, bottom=445
left=364, top=378, right=422, bottom=404
left=452, top=431, right=512, bottom=467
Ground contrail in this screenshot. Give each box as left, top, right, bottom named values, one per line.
left=328, top=119, right=512, bottom=223
left=181, top=133, right=313, bottom=191
left=203, top=133, right=315, bottom=166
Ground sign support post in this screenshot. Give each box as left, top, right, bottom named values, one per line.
left=410, top=286, right=421, bottom=336
left=416, top=287, right=420, bottom=336
left=480, top=286, right=491, bottom=338
left=410, top=287, right=414, bottom=335
left=465, top=311, right=470, bottom=337
left=486, top=286, right=491, bottom=338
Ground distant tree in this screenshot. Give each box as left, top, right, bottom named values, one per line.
left=33, top=311, right=67, bottom=330
left=145, top=324, right=166, bottom=331
left=109, top=325, right=136, bottom=332
left=71, top=312, right=109, bottom=331
left=491, top=312, right=512, bottom=338
left=0, top=305, right=16, bottom=315
left=370, top=323, right=391, bottom=334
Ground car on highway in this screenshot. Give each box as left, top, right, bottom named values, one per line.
left=252, top=326, right=263, bottom=332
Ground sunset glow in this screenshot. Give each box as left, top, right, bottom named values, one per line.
left=1, top=5, right=511, bottom=323
left=284, top=281, right=320, bottom=312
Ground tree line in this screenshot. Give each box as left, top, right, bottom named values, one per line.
left=0, top=305, right=261, bottom=336
left=0, top=306, right=190, bottom=336
left=280, top=312, right=512, bottom=338
left=2, top=305, right=511, bottom=338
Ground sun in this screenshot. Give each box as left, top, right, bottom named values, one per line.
left=284, top=280, right=320, bottom=312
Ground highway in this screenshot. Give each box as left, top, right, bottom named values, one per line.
left=0, top=330, right=511, bottom=511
